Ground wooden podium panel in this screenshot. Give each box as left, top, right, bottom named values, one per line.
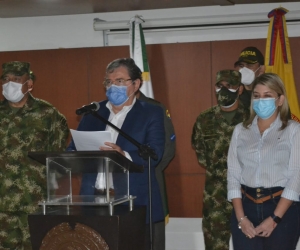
left=28, top=205, right=146, bottom=250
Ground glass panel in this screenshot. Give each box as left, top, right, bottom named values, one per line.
left=44, top=155, right=130, bottom=206
left=47, top=158, right=71, bottom=202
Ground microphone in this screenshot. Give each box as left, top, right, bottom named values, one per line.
left=76, top=102, right=100, bottom=115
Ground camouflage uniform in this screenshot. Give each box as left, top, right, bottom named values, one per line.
left=0, top=93, right=69, bottom=250
left=191, top=70, right=249, bottom=250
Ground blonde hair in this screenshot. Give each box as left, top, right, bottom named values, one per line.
left=243, top=73, right=290, bottom=130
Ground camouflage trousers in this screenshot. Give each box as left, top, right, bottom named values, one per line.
left=202, top=190, right=233, bottom=250
left=0, top=212, right=32, bottom=250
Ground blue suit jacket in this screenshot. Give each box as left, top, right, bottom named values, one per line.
left=67, top=99, right=165, bottom=223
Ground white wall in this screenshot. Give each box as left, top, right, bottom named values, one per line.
left=0, top=2, right=299, bottom=52
left=166, top=218, right=300, bottom=250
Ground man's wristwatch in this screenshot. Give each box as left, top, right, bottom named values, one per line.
left=271, top=214, right=282, bottom=224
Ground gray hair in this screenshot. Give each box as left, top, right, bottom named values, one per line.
left=106, top=58, right=142, bottom=82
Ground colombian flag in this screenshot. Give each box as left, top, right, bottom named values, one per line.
left=265, top=7, right=300, bottom=122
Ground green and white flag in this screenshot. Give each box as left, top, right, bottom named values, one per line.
left=129, top=15, right=154, bottom=98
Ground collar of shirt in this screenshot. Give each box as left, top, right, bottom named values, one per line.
left=252, top=114, right=282, bottom=135
left=105, top=97, right=136, bottom=143
left=106, top=97, right=136, bottom=115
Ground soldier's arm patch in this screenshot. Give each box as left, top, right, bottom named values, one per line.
left=166, top=109, right=171, bottom=119
left=170, top=134, right=176, bottom=141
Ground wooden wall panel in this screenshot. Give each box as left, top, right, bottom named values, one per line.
left=0, top=37, right=299, bottom=219
left=147, top=43, right=212, bottom=175
left=211, top=39, right=266, bottom=75
left=166, top=174, right=205, bottom=217
left=145, top=43, right=212, bottom=217
left=290, top=37, right=300, bottom=99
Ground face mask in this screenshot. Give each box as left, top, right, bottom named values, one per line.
left=239, top=67, right=260, bottom=85
left=252, top=98, right=278, bottom=119
left=216, top=87, right=239, bottom=108
left=2, top=81, right=27, bottom=103
left=106, top=84, right=134, bottom=106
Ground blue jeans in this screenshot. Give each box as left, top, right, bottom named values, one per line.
left=231, top=188, right=300, bottom=250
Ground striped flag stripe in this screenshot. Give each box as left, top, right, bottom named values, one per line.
left=265, top=7, right=300, bottom=122
left=129, top=16, right=154, bottom=98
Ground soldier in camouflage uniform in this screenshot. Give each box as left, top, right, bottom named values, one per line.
left=191, top=70, right=249, bottom=250
left=0, top=61, right=69, bottom=249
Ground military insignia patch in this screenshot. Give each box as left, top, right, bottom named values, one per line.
left=166, top=109, right=171, bottom=119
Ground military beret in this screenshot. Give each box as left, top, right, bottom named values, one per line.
left=216, top=70, right=241, bottom=86
left=235, top=47, right=264, bottom=66
left=1, top=61, right=36, bottom=80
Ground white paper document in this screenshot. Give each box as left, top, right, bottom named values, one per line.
left=70, top=129, right=112, bottom=151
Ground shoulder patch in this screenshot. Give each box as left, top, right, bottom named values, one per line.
left=166, top=109, right=171, bottom=119
left=170, top=134, right=176, bottom=141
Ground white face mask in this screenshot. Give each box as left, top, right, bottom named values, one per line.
left=2, top=81, right=27, bottom=103
left=216, top=87, right=239, bottom=93
left=239, top=67, right=260, bottom=85
left=221, top=99, right=238, bottom=109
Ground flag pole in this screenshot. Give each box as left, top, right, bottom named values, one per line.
left=130, top=15, right=154, bottom=249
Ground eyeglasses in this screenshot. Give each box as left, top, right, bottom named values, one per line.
left=103, top=78, right=133, bottom=87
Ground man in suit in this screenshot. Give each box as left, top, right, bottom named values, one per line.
left=67, top=58, right=165, bottom=249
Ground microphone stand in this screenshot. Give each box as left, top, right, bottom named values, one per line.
left=90, top=111, right=157, bottom=161
left=89, top=110, right=156, bottom=250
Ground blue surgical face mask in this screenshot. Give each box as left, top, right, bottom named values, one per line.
left=106, top=85, right=134, bottom=106
left=252, top=97, right=278, bottom=119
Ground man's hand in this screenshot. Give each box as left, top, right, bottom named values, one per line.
left=100, top=142, right=125, bottom=156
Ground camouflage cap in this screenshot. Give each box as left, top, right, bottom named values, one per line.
left=216, top=70, right=241, bottom=86
left=235, top=47, right=264, bottom=66
left=1, top=61, right=31, bottom=78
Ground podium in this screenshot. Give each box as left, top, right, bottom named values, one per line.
left=28, top=151, right=146, bottom=250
